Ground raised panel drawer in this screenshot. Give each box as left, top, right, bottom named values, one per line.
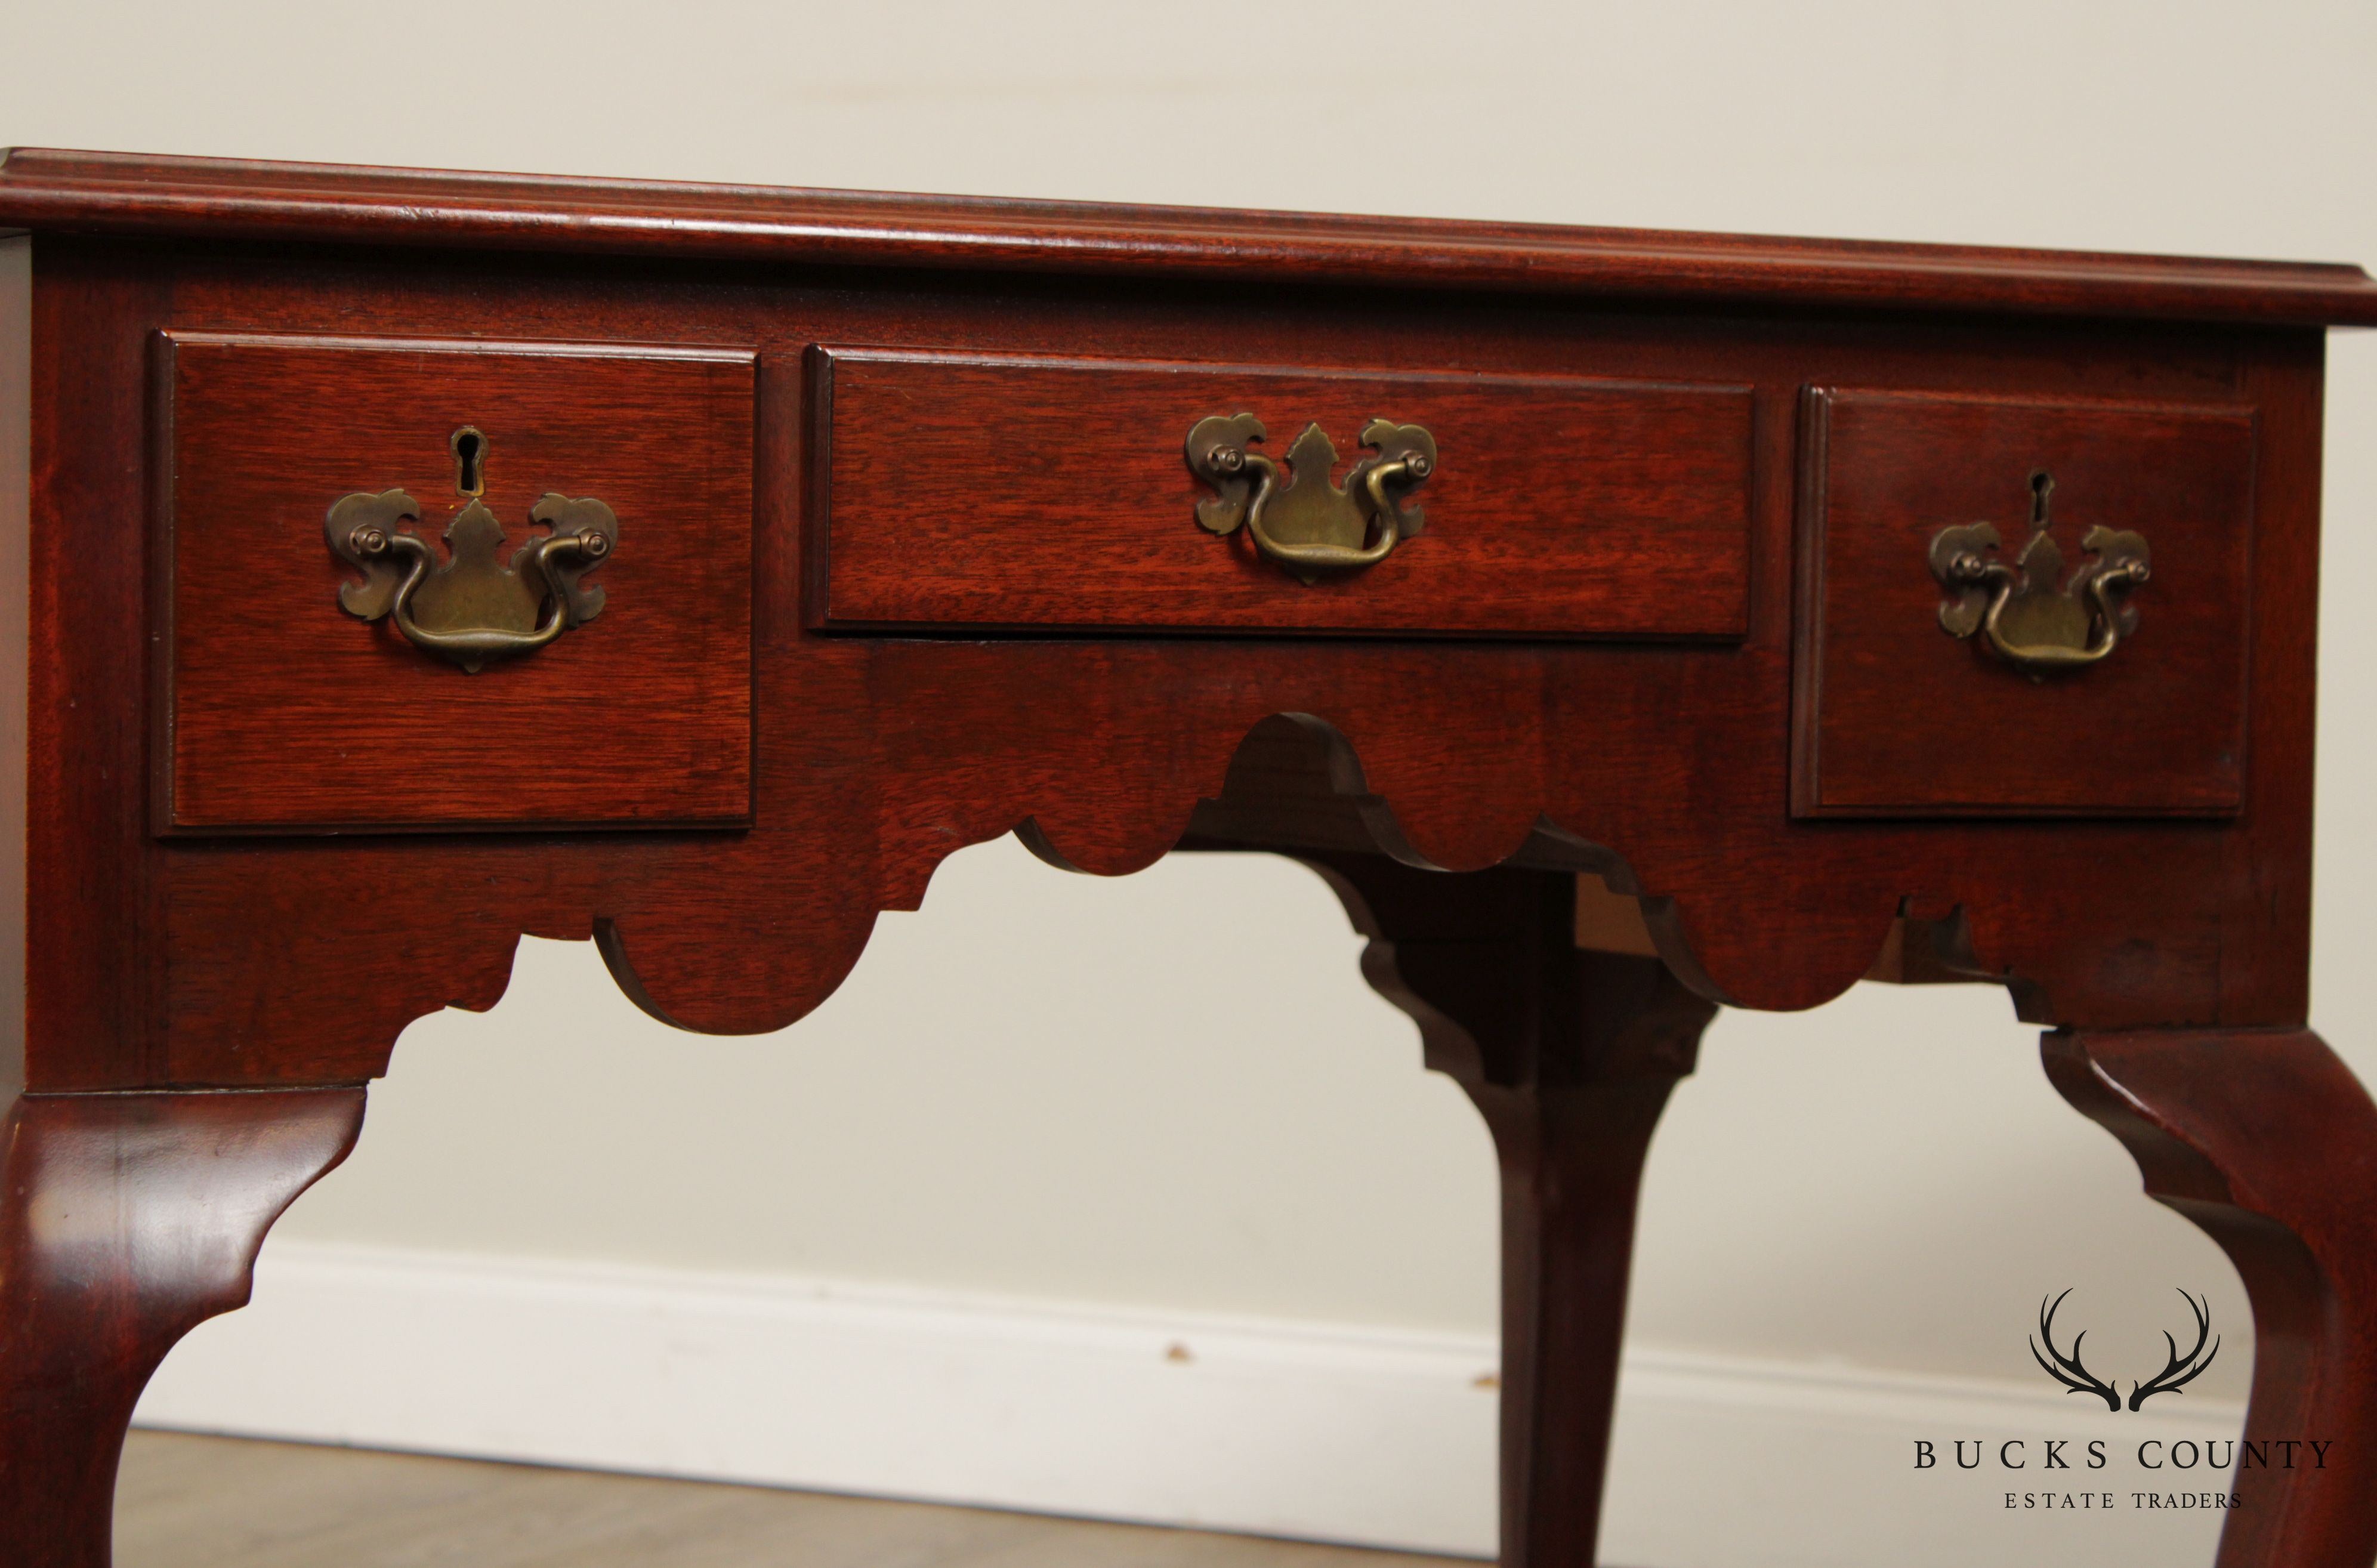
left=158, top=332, right=756, bottom=833
left=1794, top=387, right=2256, bottom=817
left=809, top=347, right=1754, bottom=639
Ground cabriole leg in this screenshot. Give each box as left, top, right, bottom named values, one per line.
left=0, top=1087, right=365, bottom=1567
left=1305, top=858, right=1714, bottom=1567
left=2045, top=1028, right=2377, bottom=1568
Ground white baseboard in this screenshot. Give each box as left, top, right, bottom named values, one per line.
left=135, top=1241, right=2251, bottom=1567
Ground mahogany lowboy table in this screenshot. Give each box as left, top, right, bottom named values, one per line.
left=1, top=150, right=2375, bottom=1566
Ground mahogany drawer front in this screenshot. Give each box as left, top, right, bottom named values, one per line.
left=159, top=332, right=757, bottom=834
left=1794, top=387, right=2256, bottom=817
left=809, top=347, right=1754, bottom=638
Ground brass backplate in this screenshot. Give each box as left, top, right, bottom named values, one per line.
left=325, top=430, right=618, bottom=672
left=1186, top=414, right=1436, bottom=583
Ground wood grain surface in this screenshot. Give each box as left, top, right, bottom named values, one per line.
left=0, top=151, right=2370, bottom=1568
left=1797, top=388, right=2257, bottom=815
left=162, top=333, right=755, bottom=832
left=1304, top=854, right=1713, bottom=1568
left=2046, top=1028, right=2377, bottom=1568
left=814, top=348, right=1752, bottom=637
left=0, top=1089, right=365, bottom=1568
left=10, top=236, right=2332, bottom=1091
left=5, top=148, right=2377, bottom=328
left=0, top=234, right=27, bottom=1101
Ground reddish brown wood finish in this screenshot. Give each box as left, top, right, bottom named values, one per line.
left=5, top=237, right=2335, bottom=1092
left=812, top=348, right=1753, bottom=638
left=0, top=1087, right=365, bottom=1566
left=161, top=332, right=755, bottom=832
left=1302, top=853, right=1714, bottom=1568
left=0, top=150, right=2371, bottom=1568
left=2045, top=1030, right=2377, bottom=1568
left=0, top=233, right=26, bottom=1108
left=1797, top=388, right=2256, bottom=816
left=5, top=149, right=2377, bottom=328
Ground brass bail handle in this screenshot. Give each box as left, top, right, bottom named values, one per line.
left=1929, top=471, right=2152, bottom=676
left=1186, top=413, right=1437, bottom=582
left=324, top=426, right=621, bottom=673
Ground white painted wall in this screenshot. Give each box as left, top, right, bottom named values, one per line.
left=8, top=2, right=2375, bottom=1560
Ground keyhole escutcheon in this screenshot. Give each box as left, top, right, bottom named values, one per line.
left=2028, top=468, right=2055, bottom=530
left=452, top=427, right=488, bottom=496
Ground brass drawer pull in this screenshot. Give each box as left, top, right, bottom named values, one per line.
left=1929, top=472, right=2150, bottom=674
left=1186, top=415, right=1436, bottom=583
left=325, top=428, right=619, bottom=673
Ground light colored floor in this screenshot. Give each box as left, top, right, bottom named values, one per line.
left=115, top=1431, right=1477, bottom=1568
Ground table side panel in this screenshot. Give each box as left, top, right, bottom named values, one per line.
left=2223, top=333, right=2324, bottom=1039
left=0, top=237, right=26, bottom=1101
left=28, top=243, right=173, bottom=1088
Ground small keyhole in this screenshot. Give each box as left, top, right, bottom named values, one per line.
left=452, top=427, right=487, bottom=496
left=2028, top=468, right=2055, bottom=529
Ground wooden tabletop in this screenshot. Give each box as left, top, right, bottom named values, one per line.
left=4, top=147, right=2375, bottom=327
